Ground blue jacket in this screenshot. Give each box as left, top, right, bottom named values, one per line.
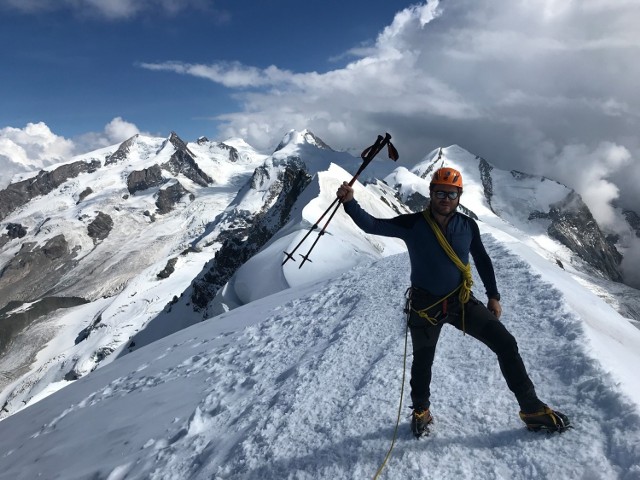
left=343, top=200, right=499, bottom=299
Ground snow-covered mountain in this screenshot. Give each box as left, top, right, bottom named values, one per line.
left=0, top=130, right=639, bottom=440
left=0, top=131, right=268, bottom=414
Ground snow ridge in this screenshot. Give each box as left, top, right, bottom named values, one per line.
left=0, top=239, right=638, bottom=479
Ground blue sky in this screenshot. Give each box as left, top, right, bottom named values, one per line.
left=0, top=0, right=415, bottom=141
left=1, top=0, right=640, bottom=243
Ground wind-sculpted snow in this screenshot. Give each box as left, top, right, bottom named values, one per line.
left=0, top=237, right=638, bottom=479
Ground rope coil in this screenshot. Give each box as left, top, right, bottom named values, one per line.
left=422, top=210, right=473, bottom=331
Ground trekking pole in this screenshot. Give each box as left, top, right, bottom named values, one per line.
left=281, top=196, right=341, bottom=265
left=282, top=132, right=398, bottom=267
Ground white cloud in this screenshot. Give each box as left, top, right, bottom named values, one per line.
left=0, top=118, right=145, bottom=188
left=0, top=122, right=74, bottom=167
left=139, top=62, right=294, bottom=89
left=136, top=0, right=639, bottom=215
left=74, top=117, right=145, bottom=152
left=0, top=122, right=76, bottom=188
left=104, top=117, right=140, bottom=143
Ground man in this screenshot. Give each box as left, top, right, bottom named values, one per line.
left=336, top=167, right=570, bottom=438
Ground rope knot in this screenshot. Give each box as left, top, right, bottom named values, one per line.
left=459, top=263, right=473, bottom=304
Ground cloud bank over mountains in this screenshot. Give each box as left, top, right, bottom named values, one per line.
left=142, top=1, right=640, bottom=219
left=0, top=117, right=145, bottom=188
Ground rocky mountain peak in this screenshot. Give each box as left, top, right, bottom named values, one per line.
left=104, top=134, right=139, bottom=165
left=168, top=131, right=194, bottom=156
left=160, top=132, right=212, bottom=187
left=545, top=191, right=623, bottom=281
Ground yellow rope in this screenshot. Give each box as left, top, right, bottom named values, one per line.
left=372, top=322, right=410, bottom=480
left=373, top=211, right=476, bottom=479
left=411, top=286, right=459, bottom=325
left=422, top=210, right=473, bottom=331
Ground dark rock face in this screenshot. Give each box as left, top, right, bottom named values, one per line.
left=161, top=133, right=213, bottom=187
left=0, top=235, right=78, bottom=310
left=87, top=212, right=114, bottom=242
left=531, top=192, right=623, bottom=281
left=157, top=258, right=178, bottom=279
left=126, top=164, right=165, bottom=194
left=623, top=210, right=640, bottom=238
left=77, top=187, right=93, bottom=203
left=105, top=134, right=139, bottom=165
left=0, top=296, right=89, bottom=355
left=190, top=158, right=312, bottom=312
left=404, top=191, right=429, bottom=212
left=219, top=142, right=240, bottom=162
left=6, top=223, right=27, bottom=239
left=74, top=312, right=102, bottom=345
left=155, top=182, right=191, bottom=214
left=478, top=158, right=494, bottom=208
left=0, top=160, right=101, bottom=221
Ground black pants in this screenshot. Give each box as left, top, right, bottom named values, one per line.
left=408, top=288, right=543, bottom=412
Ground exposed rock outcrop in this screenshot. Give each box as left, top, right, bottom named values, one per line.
left=160, top=132, right=213, bottom=187
left=623, top=210, right=640, bottom=238
left=77, top=187, right=93, bottom=204
left=0, top=160, right=101, bottom=221
left=155, top=182, right=191, bottom=214
left=0, top=235, right=78, bottom=310
left=404, top=191, right=429, bottom=212
left=190, top=158, right=312, bottom=312
left=478, top=158, right=494, bottom=208
left=105, top=134, right=139, bottom=165
left=157, top=258, right=178, bottom=279
left=126, top=164, right=165, bottom=194
left=87, top=212, right=114, bottom=242
left=219, top=142, right=240, bottom=162
left=531, top=192, right=623, bottom=281
left=6, top=223, right=27, bottom=239
left=0, top=296, right=89, bottom=356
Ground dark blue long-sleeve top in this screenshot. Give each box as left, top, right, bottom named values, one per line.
left=343, top=199, right=499, bottom=299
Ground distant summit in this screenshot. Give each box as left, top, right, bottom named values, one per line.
left=274, top=129, right=333, bottom=153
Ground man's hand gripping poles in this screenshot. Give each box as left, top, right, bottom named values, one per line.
left=282, top=133, right=399, bottom=268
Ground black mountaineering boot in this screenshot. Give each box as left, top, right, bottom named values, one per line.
left=519, top=406, right=571, bottom=433
left=411, top=407, right=433, bottom=438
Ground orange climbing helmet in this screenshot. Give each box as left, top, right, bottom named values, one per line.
left=430, top=167, right=463, bottom=190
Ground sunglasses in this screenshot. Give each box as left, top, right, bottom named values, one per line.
left=434, top=190, right=460, bottom=200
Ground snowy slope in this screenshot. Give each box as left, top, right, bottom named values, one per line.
left=0, top=133, right=268, bottom=415
left=0, top=239, right=639, bottom=479
left=213, top=162, right=407, bottom=310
